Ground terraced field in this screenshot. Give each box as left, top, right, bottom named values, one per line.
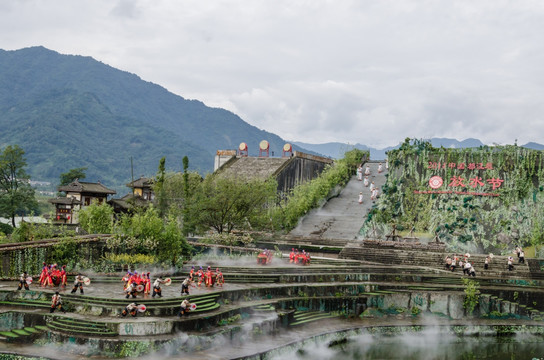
left=0, top=253, right=543, bottom=359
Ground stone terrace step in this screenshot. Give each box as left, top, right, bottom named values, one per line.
left=0, top=326, right=47, bottom=343
left=64, top=292, right=219, bottom=308
left=0, top=298, right=51, bottom=310
left=258, top=237, right=350, bottom=249
left=290, top=310, right=337, bottom=327
left=47, top=316, right=118, bottom=337
left=339, top=245, right=532, bottom=277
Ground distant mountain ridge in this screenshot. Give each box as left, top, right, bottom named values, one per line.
left=292, top=138, right=544, bottom=160
left=0, top=46, right=309, bottom=191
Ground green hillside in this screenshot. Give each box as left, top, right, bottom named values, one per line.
left=0, top=46, right=303, bottom=191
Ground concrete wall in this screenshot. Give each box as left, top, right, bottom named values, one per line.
left=275, top=152, right=333, bottom=194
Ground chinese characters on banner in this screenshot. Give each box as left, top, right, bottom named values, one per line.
left=428, top=162, right=493, bottom=171
left=416, top=162, right=504, bottom=197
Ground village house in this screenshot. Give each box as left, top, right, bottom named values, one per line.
left=108, top=176, right=154, bottom=214
left=49, top=179, right=116, bottom=224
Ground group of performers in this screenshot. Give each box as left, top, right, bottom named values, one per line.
left=120, top=266, right=226, bottom=300
left=188, top=266, right=224, bottom=288
left=122, top=271, right=174, bottom=299
left=289, top=248, right=311, bottom=265
left=38, top=262, right=68, bottom=287
left=257, top=249, right=273, bottom=264
left=445, top=249, right=528, bottom=274
left=357, top=162, right=387, bottom=181
left=356, top=162, right=384, bottom=203
left=122, top=271, right=152, bottom=298
left=357, top=164, right=372, bottom=181
left=444, top=253, right=480, bottom=276
left=507, top=247, right=526, bottom=271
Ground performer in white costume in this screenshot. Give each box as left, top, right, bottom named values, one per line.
left=357, top=165, right=363, bottom=181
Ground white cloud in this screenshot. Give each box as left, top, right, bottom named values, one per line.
left=1, top=0, right=544, bottom=147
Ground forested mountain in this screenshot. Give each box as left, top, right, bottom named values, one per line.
left=0, top=46, right=305, bottom=191
left=293, top=138, right=543, bottom=160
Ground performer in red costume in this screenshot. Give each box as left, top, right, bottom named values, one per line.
left=205, top=266, right=214, bottom=287
left=122, top=271, right=131, bottom=291
left=289, top=249, right=295, bottom=263
left=50, top=265, right=61, bottom=287
left=43, top=265, right=54, bottom=287
left=144, top=272, right=151, bottom=295
left=197, top=267, right=204, bottom=287
left=294, top=249, right=300, bottom=264
left=60, top=265, right=68, bottom=287
left=215, top=269, right=224, bottom=287
left=39, top=262, right=48, bottom=286
left=189, top=266, right=195, bottom=281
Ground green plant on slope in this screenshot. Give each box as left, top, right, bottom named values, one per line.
left=462, top=278, right=480, bottom=315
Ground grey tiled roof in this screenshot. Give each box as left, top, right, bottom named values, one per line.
left=58, top=179, right=116, bottom=195
left=218, top=157, right=290, bottom=180
left=48, top=197, right=82, bottom=205
left=126, top=177, right=153, bottom=188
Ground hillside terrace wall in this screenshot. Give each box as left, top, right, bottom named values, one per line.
left=275, top=152, right=334, bottom=194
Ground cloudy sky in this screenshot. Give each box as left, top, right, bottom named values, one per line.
left=2, top=0, right=544, bottom=148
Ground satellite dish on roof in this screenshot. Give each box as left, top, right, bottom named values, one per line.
left=259, top=140, right=269, bottom=157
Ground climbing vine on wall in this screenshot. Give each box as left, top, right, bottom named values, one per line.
left=362, top=138, right=544, bottom=253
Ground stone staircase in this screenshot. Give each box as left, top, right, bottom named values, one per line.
left=288, top=161, right=388, bottom=241
left=64, top=292, right=221, bottom=316
left=46, top=316, right=118, bottom=337
left=0, top=325, right=47, bottom=343
left=339, top=243, right=533, bottom=279
left=290, top=310, right=337, bottom=327
left=0, top=298, right=51, bottom=311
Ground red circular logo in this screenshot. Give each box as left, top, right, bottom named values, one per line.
left=429, top=176, right=443, bottom=189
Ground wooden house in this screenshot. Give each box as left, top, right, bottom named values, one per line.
left=49, top=179, right=116, bottom=224
left=108, top=177, right=154, bottom=214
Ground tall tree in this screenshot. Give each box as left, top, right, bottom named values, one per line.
left=154, top=157, right=168, bottom=218
left=181, top=156, right=194, bottom=236
left=78, top=200, right=114, bottom=234
left=59, top=167, right=87, bottom=187
left=190, top=175, right=277, bottom=234
left=0, top=145, right=37, bottom=227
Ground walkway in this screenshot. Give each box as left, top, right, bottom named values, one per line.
left=288, top=161, right=388, bottom=240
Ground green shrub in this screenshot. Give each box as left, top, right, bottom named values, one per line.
left=102, top=253, right=158, bottom=266
left=411, top=306, right=421, bottom=316
left=0, top=222, right=13, bottom=235
left=463, top=278, right=480, bottom=315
